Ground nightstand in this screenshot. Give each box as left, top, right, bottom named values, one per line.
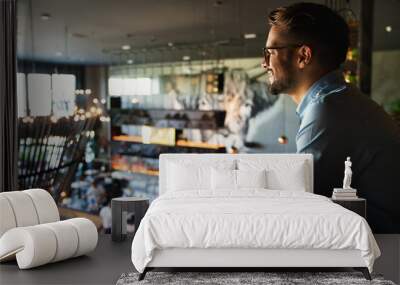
left=111, top=197, right=149, bottom=242
left=331, top=197, right=366, bottom=218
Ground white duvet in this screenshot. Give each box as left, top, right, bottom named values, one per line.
left=131, top=190, right=380, bottom=273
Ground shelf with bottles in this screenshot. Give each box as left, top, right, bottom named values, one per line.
left=107, top=95, right=228, bottom=202
left=112, top=135, right=225, bottom=150
left=109, top=97, right=226, bottom=130
left=111, top=140, right=225, bottom=162
left=111, top=154, right=159, bottom=176
left=110, top=124, right=226, bottom=161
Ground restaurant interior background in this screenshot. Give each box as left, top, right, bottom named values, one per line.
left=16, top=0, right=400, bottom=229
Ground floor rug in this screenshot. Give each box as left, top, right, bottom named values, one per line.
left=116, top=271, right=396, bottom=285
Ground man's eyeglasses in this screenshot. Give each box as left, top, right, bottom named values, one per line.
left=262, top=44, right=303, bottom=64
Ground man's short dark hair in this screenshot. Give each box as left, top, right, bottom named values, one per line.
left=268, top=2, right=349, bottom=70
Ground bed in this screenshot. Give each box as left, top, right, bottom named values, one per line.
left=131, top=154, right=380, bottom=280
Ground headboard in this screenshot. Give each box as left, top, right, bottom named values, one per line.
left=159, top=153, right=313, bottom=195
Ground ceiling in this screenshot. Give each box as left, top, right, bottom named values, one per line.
left=17, top=0, right=400, bottom=65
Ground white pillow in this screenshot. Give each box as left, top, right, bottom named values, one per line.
left=267, top=164, right=307, bottom=191
left=211, top=168, right=236, bottom=190
left=166, top=159, right=236, bottom=191
left=211, top=169, right=267, bottom=190
left=237, top=159, right=308, bottom=192
left=167, top=162, right=210, bottom=191
left=236, top=169, right=267, bottom=188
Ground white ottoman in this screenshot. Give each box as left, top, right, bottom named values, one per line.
left=0, top=189, right=98, bottom=269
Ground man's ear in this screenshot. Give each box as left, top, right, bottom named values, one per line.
left=297, top=45, right=312, bottom=69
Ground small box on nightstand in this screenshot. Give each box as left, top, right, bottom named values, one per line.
left=331, top=197, right=366, bottom=218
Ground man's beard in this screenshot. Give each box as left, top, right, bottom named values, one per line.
left=267, top=61, right=296, bottom=95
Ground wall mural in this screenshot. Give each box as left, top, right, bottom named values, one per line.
left=197, top=69, right=279, bottom=152
left=109, top=62, right=286, bottom=202
left=136, top=68, right=279, bottom=152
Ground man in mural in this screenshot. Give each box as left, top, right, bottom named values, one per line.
left=263, top=2, right=400, bottom=233
left=203, top=69, right=277, bottom=153
left=222, top=70, right=254, bottom=151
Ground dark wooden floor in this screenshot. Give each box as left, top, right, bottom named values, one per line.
left=1, top=234, right=398, bottom=284
left=0, top=234, right=133, bottom=285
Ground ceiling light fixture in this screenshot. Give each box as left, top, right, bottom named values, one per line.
left=182, top=55, right=191, bottom=61
left=121, top=44, right=131, bottom=50
left=40, top=13, right=51, bottom=21
left=72, top=33, right=88, bottom=39
left=168, top=42, right=174, bottom=47
left=244, top=33, right=257, bottom=39
left=278, top=135, right=288, bottom=145
left=127, top=59, right=133, bottom=64
left=213, top=0, right=223, bottom=7
left=385, top=26, right=392, bottom=32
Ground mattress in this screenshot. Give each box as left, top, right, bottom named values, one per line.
left=131, top=190, right=380, bottom=273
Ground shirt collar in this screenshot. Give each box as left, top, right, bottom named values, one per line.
left=296, top=70, right=346, bottom=119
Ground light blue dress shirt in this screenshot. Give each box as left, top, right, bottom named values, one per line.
left=296, top=70, right=348, bottom=155
left=292, top=69, right=400, bottom=233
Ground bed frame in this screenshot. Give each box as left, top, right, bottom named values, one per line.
left=138, top=154, right=371, bottom=281
left=140, top=248, right=370, bottom=280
